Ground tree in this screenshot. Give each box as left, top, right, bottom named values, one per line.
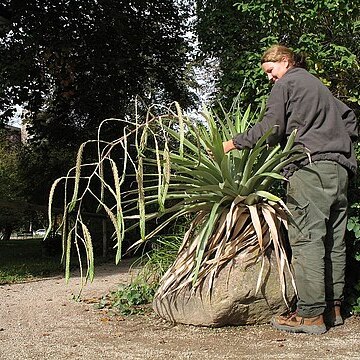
left=1, top=0, right=194, bottom=134
left=0, top=0, right=195, bottom=205
left=196, top=0, right=360, bottom=112
left=0, top=129, right=27, bottom=240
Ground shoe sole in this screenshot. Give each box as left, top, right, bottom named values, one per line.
left=333, top=317, right=344, bottom=326
left=271, top=318, right=327, bottom=335
left=324, top=315, right=344, bottom=327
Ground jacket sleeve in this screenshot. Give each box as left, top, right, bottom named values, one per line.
left=335, top=98, right=358, bottom=142
left=232, top=83, right=288, bottom=149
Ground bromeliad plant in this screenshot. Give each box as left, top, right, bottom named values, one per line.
left=47, top=98, right=305, bottom=300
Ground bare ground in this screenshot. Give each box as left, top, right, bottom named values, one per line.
left=1, top=259, right=360, bottom=360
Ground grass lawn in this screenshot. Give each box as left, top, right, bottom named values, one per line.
left=0, top=238, right=63, bottom=284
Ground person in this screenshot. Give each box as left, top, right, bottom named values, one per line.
left=223, top=44, right=358, bottom=334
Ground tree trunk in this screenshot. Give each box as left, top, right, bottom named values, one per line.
left=2, top=224, right=12, bottom=241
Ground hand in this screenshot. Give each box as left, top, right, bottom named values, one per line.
left=223, top=139, right=236, bottom=154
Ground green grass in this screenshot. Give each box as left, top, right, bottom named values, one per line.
left=0, top=239, right=63, bottom=284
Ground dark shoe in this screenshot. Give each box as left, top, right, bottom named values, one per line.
left=324, top=301, right=344, bottom=327
left=271, top=312, right=327, bottom=334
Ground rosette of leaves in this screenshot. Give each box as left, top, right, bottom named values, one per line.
left=137, top=103, right=305, bottom=301
left=46, top=99, right=304, bottom=300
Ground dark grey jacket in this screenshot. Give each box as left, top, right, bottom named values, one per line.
left=233, top=67, right=358, bottom=177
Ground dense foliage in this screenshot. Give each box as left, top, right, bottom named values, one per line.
left=196, top=0, right=360, bottom=111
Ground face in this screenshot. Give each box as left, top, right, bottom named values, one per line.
left=261, top=57, right=291, bottom=83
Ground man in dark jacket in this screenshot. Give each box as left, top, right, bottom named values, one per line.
left=223, top=44, right=358, bottom=334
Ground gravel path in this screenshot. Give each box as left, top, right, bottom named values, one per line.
left=1, top=259, right=360, bottom=360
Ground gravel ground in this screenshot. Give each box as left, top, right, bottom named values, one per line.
left=1, top=259, right=360, bottom=360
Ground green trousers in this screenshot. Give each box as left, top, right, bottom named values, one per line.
left=287, top=160, right=349, bottom=318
